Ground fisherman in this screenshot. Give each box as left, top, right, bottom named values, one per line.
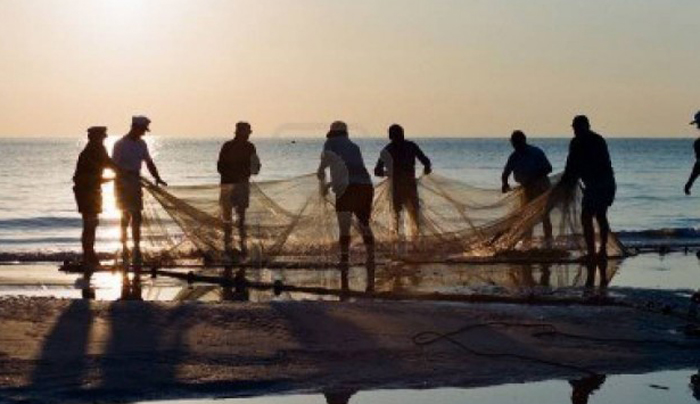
left=217, top=121, right=261, bottom=257
left=112, top=116, right=167, bottom=263
left=73, top=126, right=115, bottom=267
left=374, top=124, right=431, bottom=238
left=683, top=111, right=700, bottom=196
left=317, top=121, right=375, bottom=290
left=501, top=130, right=553, bottom=244
left=556, top=115, right=616, bottom=261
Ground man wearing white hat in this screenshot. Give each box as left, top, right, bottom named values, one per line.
left=112, top=116, right=167, bottom=262
left=684, top=111, right=700, bottom=196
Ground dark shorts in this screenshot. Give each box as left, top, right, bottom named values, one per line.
left=74, top=186, right=102, bottom=215
left=523, top=177, right=551, bottom=202
left=582, top=180, right=616, bottom=213
left=336, top=183, right=374, bottom=224
left=391, top=178, right=419, bottom=213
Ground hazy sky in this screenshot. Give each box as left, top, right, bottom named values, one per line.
left=0, top=0, right=698, bottom=137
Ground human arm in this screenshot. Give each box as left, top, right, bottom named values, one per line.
left=146, top=159, right=167, bottom=186
left=374, top=157, right=386, bottom=177
left=250, top=145, right=261, bottom=176
left=415, top=143, right=432, bottom=175
left=686, top=161, right=700, bottom=195
left=557, top=140, right=580, bottom=191
left=317, top=149, right=330, bottom=181
left=501, top=155, right=514, bottom=193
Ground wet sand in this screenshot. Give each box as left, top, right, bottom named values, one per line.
left=0, top=253, right=699, bottom=403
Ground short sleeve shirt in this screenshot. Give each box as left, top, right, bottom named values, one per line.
left=112, top=136, right=152, bottom=173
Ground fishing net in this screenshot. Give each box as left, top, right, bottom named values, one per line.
left=137, top=173, right=628, bottom=266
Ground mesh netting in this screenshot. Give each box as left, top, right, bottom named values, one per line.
left=138, top=173, right=628, bottom=266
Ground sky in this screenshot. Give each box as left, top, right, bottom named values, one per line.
left=0, top=0, right=698, bottom=138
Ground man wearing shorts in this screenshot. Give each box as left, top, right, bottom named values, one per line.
left=501, top=130, right=553, bottom=244
left=112, top=116, right=167, bottom=262
left=317, top=121, right=375, bottom=287
left=73, top=126, right=114, bottom=267
left=217, top=121, right=261, bottom=256
left=374, top=124, right=431, bottom=238
left=683, top=111, right=700, bottom=195
left=558, top=115, right=616, bottom=261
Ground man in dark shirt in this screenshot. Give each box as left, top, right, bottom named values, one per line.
left=217, top=122, right=261, bottom=257
left=502, top=130, right=553, bottom=243
left=558, top=115, right=616, bottom=260
left=374, top=124, right=431, bottom=238
left=683, top=111, right=700, bottom=195
left=73, top=126, right=114, bottom=267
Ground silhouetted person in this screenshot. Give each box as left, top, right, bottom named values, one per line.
left=374, top=124, right=431, bottom=239
left=501, top=130, right=553, bottom=244
left=317, top=121, right=375, bottom=291
left=691, top=371, right=700, bottom=401
left=112, top=116, right=167, bottom=263
left=684, top=111, right=700, bottom=195
left=557, top=115, right=616, bottom=261
left=323, top=388, right=357, bottom=404
left=569, top=374, right=606, bottom=404
left=218, top=122, right=261, bottom=258
left=73, top=126, right=115, bottom=268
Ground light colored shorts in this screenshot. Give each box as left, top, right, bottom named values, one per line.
left=220, top=182, right=251, bottom=221
left=115, top=174, right=143, bottom=213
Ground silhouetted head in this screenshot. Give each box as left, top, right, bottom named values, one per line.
left=234, top=121, right=252, bottom=140
left=327, top=121, right=349, bottom=138
left=510, top=130, right=527, bottom=151
left=388, top=124, right=405, bottom=142
left=572, top=115, right=591, bottom=137
left=87, top=126, right=107, bottom=143
left=691, top=111, right=700, bottom=130
left=130, top=115, right=151, bottom=137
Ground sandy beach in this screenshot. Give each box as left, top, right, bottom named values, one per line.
left=1, top=285, right=699, bottom=404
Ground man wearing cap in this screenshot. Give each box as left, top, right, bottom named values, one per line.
left=317, top=121, right=375, bottom=290
left=502, top=130, right=553, bottom=244
left=112, top=116, right=167, bottom=262
left=557, top=115, right=616, bottom=261
left=217, top=121, right=261, bottom=257
left=374, top=124, right=431, bottom=239
left=73, top=126, right=115, bottom=267
left=683, top=111, right=700, bottom=196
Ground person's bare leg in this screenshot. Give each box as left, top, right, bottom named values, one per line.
left=81, top=214, right=98, bottom=264
left=132, top=211, right=142, bottom=265
left=581, top=209, right=596, bottom=260
left=337, top=212, right=352, bottom=266
left=132, top=211, right=142, bottom=250
left=596, top=208, right=610, bottom=259
left=542, top=212, right=553, bottom=247
left=120, top=211, right=131, bottom=251
left=237, top=208, right=247, bottom=255
left=407, top=198, right=420, bottom=243
left=222, top=206, right=233, bottom=255
left=359, top=216, right=375, bottom=292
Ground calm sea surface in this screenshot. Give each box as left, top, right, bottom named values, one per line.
left=1, top=137, right=698, bottom=253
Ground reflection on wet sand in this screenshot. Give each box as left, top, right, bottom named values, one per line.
left=97, top=259, right=618, bottom=303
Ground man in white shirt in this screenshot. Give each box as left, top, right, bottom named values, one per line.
left=317, top=121, right=375, bottom=291
left=112, top=116, right=167, bottom=262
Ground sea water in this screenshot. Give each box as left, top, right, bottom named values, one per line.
left=0, top=137, right=698, bottom=253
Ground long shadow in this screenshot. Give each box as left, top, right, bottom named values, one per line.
left=96, top=298, right=187, bottom=398
left=28, top=300, right=93, bottom=398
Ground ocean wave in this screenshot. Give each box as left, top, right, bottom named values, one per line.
left=0, top=217, right=102, bottom=229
